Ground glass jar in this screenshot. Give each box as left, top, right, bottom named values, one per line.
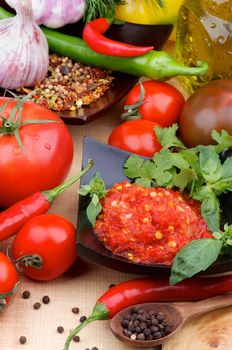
left=175, top=0, right=232, bottom=94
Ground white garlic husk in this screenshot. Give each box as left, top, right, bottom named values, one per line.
left=0, top=0, right=49, bottom=89
left=6, top=0, right=86, bottom=29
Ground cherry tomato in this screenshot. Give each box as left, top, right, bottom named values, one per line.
left=0, top=252, right=19, bottom=308
left=12, top=214, right=77, bottom=281
left=179, top=79, right=232, bottom=147
left=0, top=98, right=74, bottom=208
left=123, top=80, right=185, bottom=127
left=108, top=120, right=162, bottom=157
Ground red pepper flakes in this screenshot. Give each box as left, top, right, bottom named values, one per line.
left=94, top=181, right=212, bottom=265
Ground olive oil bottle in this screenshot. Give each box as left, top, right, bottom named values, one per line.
left=175, top=0, right=232, bottom=94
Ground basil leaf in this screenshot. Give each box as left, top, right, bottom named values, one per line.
left=86, top=198, right=102, bottom=226
left=170, top=238, right=222, bottom=285
left=201, top=192, right=221, bottom=231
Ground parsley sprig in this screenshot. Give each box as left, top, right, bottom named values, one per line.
left=124, top=124, right=232, bottom=232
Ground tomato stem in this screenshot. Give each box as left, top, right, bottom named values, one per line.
left=15, top=254, right=42, bottom=271
left=120, top=79, right=145, bottom=121
left=0, top=282, right=20, bottom=312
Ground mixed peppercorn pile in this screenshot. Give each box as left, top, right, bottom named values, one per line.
left=18, top=54, right=114, bottom=112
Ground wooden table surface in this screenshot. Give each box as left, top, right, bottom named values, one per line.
left=1, top=42, right=232, bottom=350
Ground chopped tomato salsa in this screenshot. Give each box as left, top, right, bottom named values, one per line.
left=94, top=181, right=212, bottom=265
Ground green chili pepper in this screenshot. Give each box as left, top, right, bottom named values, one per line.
left=0, top=7, right=208, bottom=81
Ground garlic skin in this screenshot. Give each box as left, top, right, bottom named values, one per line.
left=0, top=0, right=49, bottom=89
left=6, top=0, right=86, bottom=28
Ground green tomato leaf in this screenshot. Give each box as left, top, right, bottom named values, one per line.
left=170, top=238, right=222, bottom=285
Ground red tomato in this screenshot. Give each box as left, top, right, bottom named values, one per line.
left=0, top=252, right=19, bottom=308
left=12, top=214, right=77, bottom=281
left=108, top=120, right=162, bottom=157
left=123, top=80, right=185, bottom=127
left=0, top=98, right=74, bottom=208
left=179, top=79, right=232, bottom=147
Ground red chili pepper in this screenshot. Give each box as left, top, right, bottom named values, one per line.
left=83, top=18, right=154, bottom=57
left=64, top=275, right=232, bottom=349
left=0, top=160, right=93, bottom=241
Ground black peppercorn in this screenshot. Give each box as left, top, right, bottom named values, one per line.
left=72, top=335, right=80, bottom=342
left=72, top=307, right=79, bottom=314
left=80, top=315, right=87, bottom=323
left=33, top=302, right=41, bottom=310
left=57, top=326, right=64, bottom=334
left=19, top=336, right=27, bottom=344
left=42, top=295, right=50, bottom=304
left=22, top=291, right=30, bottom=299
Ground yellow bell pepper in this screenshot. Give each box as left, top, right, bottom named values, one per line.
left=115, top=0, right=183, bottom=25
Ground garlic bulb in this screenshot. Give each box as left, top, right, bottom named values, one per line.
left=6, top=0, right=86, bottom=29
left=0, top=0, right=49, bottom=90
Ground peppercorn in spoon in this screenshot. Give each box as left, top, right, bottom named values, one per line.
left=110, top=294, right=232, bottom=347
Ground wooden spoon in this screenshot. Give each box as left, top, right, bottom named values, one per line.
left=110, top=293, right=232, bottom=348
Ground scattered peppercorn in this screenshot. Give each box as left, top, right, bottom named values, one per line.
left=57, top=326, right=64, bottom=334
left=33, top=302, right=41, bottom=310
left=91, top=347, right=99, bottom=350
left=121, top=306, right=172, bottom=341
left=80, top=316, right=87, bottom=323
left=42, top=295, right=50, bottom=304
left=109, top=283, right=116, bottom=289
left=22, top=290, right=30, bottom=299
left=19, top=336, right=27, bottom=344
left=72, top=307, right=79, bottom=314
left=72, top=335, right=80, bottom=343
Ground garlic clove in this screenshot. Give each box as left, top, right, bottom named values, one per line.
left=6, top=0, right=86, bottom=29
left=0, top=0, right=49, bottom=90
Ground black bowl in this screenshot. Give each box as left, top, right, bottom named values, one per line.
left=77, top=137, right=232, bottom=276
left=0, top=0, right=173, bottom=125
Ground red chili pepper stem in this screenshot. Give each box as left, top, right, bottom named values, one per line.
left=42, top=159, right=93, bottom=203
left=83, top=17, right=154, bottom=57
left=64, top=303, right=109, bottom=350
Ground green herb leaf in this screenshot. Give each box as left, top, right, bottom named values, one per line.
left=79, top=172, right=107, bottom=225
left=155, top=124, right=186, bottom=150
left=198, top=146, right=222, bottom=184
left=87, top=194, right=102, bottom=226
left=123, top=155, right=146, bottom=179
left=84, top=0, right=125, bottom=23
left=170, top=238, right=222, bottom=285
left=200, top=193, right=221, bottom=232
left=212, top=129, right=232, bottom=153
